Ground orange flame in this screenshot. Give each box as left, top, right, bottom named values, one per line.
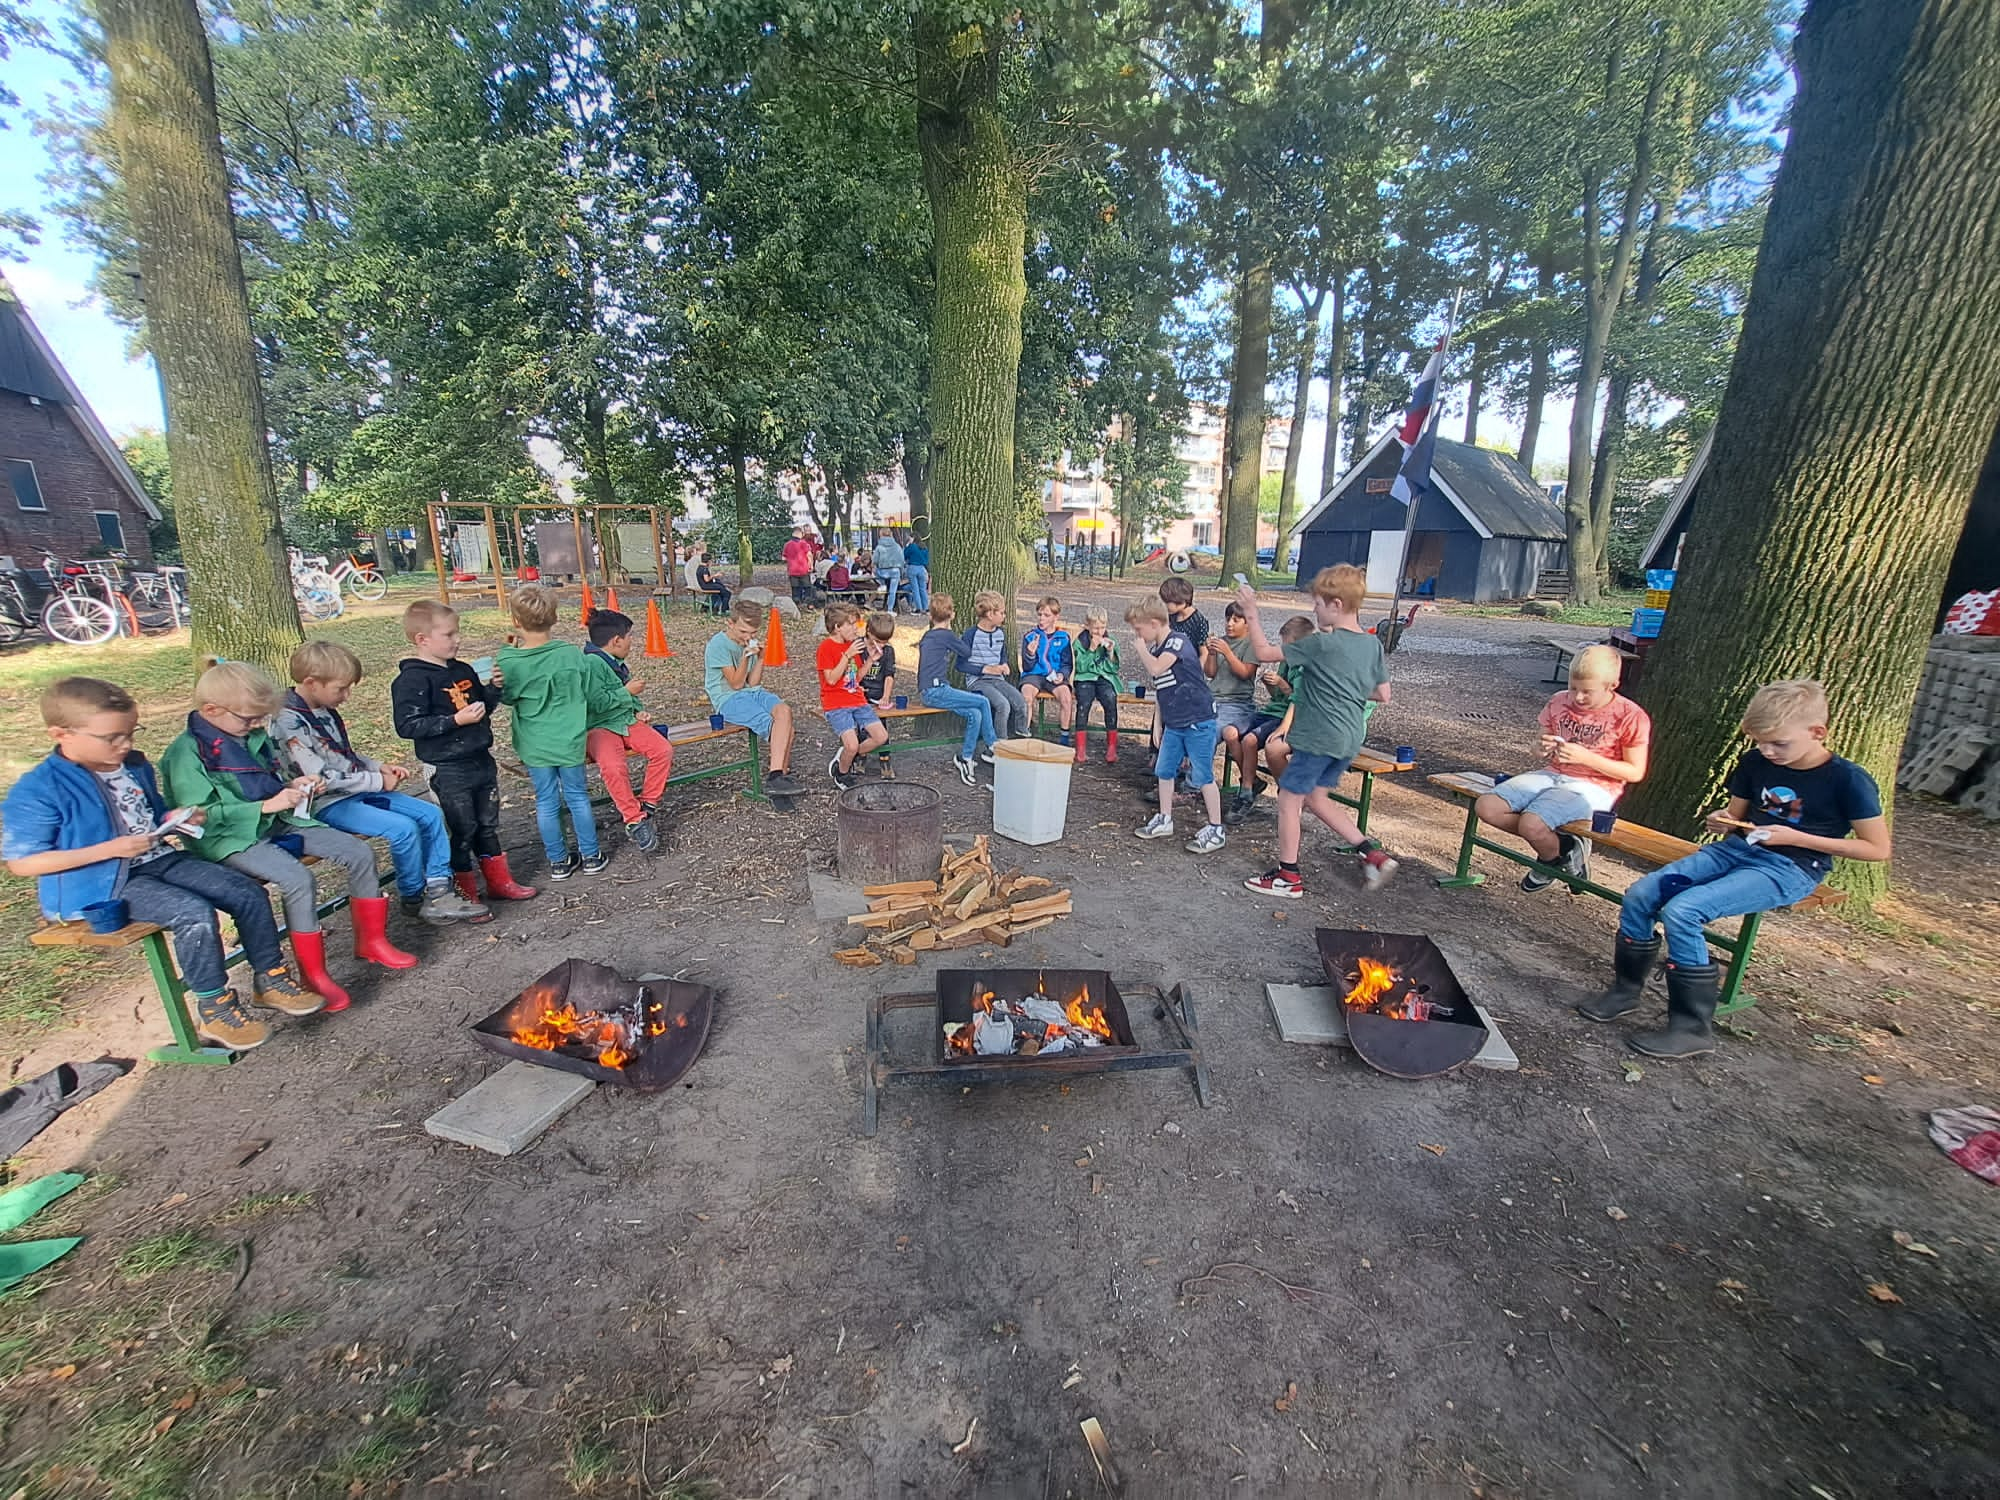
left=509, top=986, right=639, bottom=1068
left=1064, top=989, right=1114, bottom=1041
left=1342, top=958, right=1398, bottom=1011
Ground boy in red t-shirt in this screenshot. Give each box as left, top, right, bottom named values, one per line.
left=818, top=602, right=889, bottom=789
left=1475, top=645, right=1651, bottom=891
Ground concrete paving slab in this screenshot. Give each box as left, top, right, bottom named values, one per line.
left=425, top=1061, right=595, bottom=1155
left=1263, top=984, right=1519, bottom=1072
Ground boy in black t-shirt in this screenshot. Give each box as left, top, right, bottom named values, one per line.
left=1158, top=575, right=1210, bottom=650
left=859, top=612, right=897, bottom=704
left=1580, top=679, right=1890, bottom=1058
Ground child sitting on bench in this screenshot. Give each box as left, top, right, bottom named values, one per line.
left=1580, top=679, right=1890, bottom=1058
left=1475, top=644, right=1650, bottom=892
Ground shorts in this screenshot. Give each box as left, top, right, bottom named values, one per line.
left=718, top=687, right=784, bottom=738
left=1021, top=673, right=1069, bottom=694
left=1154, top=719, right=1220, bottom=788
left=1245, top=713, right=1286, bottom=744
left=1277, top=750, right=1354, bottom=796
left=825, top=704, right=882, bottom=736
left=1487, top=769, right=1616, bottom=829
left=1213, top=702, right=1258, bottom=736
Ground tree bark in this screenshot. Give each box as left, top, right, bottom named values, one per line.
left=1584, top=366, right=1633, bottom=579
left=902, top=426, right=930, bottom=533
left=98, top=0, right=299, bottom=676
left=1621, top=0, right=2000, bottom=911
left=917, top=8, right=1026, bottom=631
left=1223, top=254, right=1272, bottom=583
left=1517, top=255, right=1553, bottom=473
left=1318, top=271, right=1347, bottom=495
left=729, top=438, right=754, bottom=587
left=1271, top=287, right=1323, bottom=564
left=1564, top=40, right=1670, bottom=605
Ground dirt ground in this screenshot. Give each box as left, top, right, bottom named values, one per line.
left=4, top=571, right=1999, bottom=1499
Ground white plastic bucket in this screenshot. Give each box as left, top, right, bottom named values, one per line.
left=991, top=737, right=1074, bottom=845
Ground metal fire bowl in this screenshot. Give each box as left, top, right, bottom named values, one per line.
left=1314, top=928, right=1489, bottom=1080
left=470, top=958, right=715, bottom=1091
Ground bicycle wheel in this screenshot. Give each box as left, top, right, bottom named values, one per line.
left=344, top=567, right=387, bottom=601
left=42, top=594, right=118, bottom=646
left=129, top=574, right=168, bottom=611
left=297, top=586, right=343, bottom=622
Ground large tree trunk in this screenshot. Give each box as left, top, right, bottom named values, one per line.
left=98, top=0, right=299, bottom=676
left=902, top=426, right=930, bottom=533
left=917, top=8, right=1026, bottom=629
left=1517, top=256, right=1554, bottom=473
left=1564, top=41, right=1669, bottom=605
left=729, top=439, right=754, bottom=587
left=1621, top=0, right=2000, bottom=912
left=1584, top=366, right=1633, bottom=580
left=1318, top=271, right=1347, bottom=496
left=1273, top=287, right=1324, bottom=563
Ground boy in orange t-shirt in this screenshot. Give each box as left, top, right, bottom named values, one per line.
left=819, top=602, right=889, bottom=789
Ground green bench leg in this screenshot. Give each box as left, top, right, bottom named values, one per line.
left=1355, top=770, right=1374, bottom=836
left=141, top=931, right=237, bottom=1067
left=1435, top=800, right=1488, bottom=888
left=743, top=731, right=767, bottom=802
left=1715, top=912, right=1762, bottom=1017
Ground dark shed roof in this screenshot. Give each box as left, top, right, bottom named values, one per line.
left=1430, top=440, right=1567, bottom=541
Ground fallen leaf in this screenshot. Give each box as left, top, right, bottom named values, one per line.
left=1867, top=1282, right=1902, bottom=1305
left=1620, top=1060, right=1644, bottom=1083
left=1090, top=1174, right=1105, bottom=1195
left=150, top=1415, right=176, bottom=1439
left=170, top=1391, right=197, bottom=1412
left=1861, top=1074, right=1884, bottom=1086
left=1273, top=1381, right=1297, bottom=1413
left=1418, top=1142, right=1447, bottom=1157
left=1606, top=1206, right=1629, bottom=1222
left=950, top=1416, right=979, bottom=1455
left=1892, top=1230, right=1938, bottom=1258
left=50, top=1364, right=77, bottom=1380
left=895, top=1235, right=911, bottom=1251
left=1061, top=1368, right=1084, bottom=1391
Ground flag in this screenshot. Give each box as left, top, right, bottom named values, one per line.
left=1389, top=336, right=1450, bottom=506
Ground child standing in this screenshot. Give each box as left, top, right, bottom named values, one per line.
left=962, top=590, right=1028, bottom=738
left=1581, top=679, right=1890, bottom=1058
left=499, top=584, right=607, bottom=879
left=1020, top=597, right=1075, bottom=745
left=916, top=593, right=997, bottom=786
left=276, top=641, right=488, bottom=925
left=4, top=677, right=314, bottom=1049
left=163, top=661, right=412, bottom=1012
left=1238, top=569, right=1398, bottom=897
left=819, top=602, right=889, bottom=788
left=391, top=599, right=538, bottom=909
left=1126, top=597, right=1226, bottom=854
left=583, top=609, right=672, bottom=855
left=704, top=598, right=803, bottom=794
left=1475, top=644, right=1650, bottom=892
left=1069, top=607, right=1120, bottom=764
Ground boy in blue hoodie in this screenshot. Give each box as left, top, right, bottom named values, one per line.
left=1020, top=596, right=1075, bottom=745
left=2, top=677, right=311, bottom=1051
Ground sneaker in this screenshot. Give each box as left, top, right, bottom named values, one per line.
left=639, top=801, right=660, bottom=818
left=978, top=748, right=996, bottom=764
left=1360, top=849, right=1401, bottom=890
left=419, top=877, right=489, bottom=924
left=547, top=853, right=582, bottom=881
left=580, top=851, right=612, bottom=875
left=250, top=968, right=323, bottom=1017
left=197, top=991, right=270, bottom=1050
left=1520, top=864, right=1557, bottom=894
left=625, top=818, right=661, bottom=854
left=1186, top=823, right=1227, bottom=855
left=1244, top=868, right=1304, bottom=899
left=1559, top=832, right=1592, bottom=882
left=765, top=769, right=803, bottom=795
left=1135, top=813, right=1175, bottom=840
left=954, top=756, right=979, bottom=787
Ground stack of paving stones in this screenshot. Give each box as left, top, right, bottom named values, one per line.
left=1899, top=633, right=2000, bottom=818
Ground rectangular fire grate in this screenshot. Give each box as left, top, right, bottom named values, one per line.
left=863, top=968, right=1210, bottom=1135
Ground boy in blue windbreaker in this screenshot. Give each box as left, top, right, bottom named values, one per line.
left=1021, top=596, right=1075, bottom=746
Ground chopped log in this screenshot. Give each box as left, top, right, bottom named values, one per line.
left=951, top=879, right=992, bottom=920
left=845, top=911, right=900, bottom=927
left=939, top=871, right=984, bottom=909
left=1008, top=914, right=1056, bottom=934
left=1006, top=891, right=1073, bottom=920
left=909, top=928, right=940, bottom=951
left=863, top=879, right=940, bottom=897
left=934, top=914, right=995, bottom=943
left=867, top=892, right=935, bottom=913
left=1003, top=875, right=1053, bottom=896
left=833, top=947, right=883, bottom=967
left=979, top=924, right=1011, bottom=944
left=887, top=945, right=918, bottom=965
left=879, top=921, right=930, bottom=946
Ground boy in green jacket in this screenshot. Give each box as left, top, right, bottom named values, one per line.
left=499, top=585, right=606, bottom=878
left=162, top=660, right=418, bottom=1013
left=583, top=609, right=670, bottom=855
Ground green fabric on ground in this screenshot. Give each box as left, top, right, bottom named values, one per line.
left=0, top=1172, right=87, bottom=1292
left=0, top=1235, right=83, bottom=1292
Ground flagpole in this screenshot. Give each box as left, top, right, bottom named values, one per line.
left=1384, top=290, right=1464, bottom=651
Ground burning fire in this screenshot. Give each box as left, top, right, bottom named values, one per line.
left=1064, top=990, right=1114, bottom=1041
left=510, top=984, right=666, bottom=1068
left=945, top=979, right=1118, bottom=1057
left=1341, top=959, right=1434, bottom=1022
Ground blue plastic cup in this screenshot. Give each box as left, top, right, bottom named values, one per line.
left=1491, top=773, right=1510, bottom=785
left=84, top=898, right=129, bottom=934
left=1395, top=745, right=1416, bottom=767
left=470, top=655, right=495, bottom=680
left=895, top=695, right=908, bottom=710
left=708, top=712, right=727, bottom=732
left=1133, top=681, right=1148, bottom=700
left=1591, top=808, right=1617, bottom=834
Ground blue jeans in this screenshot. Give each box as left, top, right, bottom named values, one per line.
left=317, top=791, right=452, bottom=896
left=1154, top=719, right=1220, bottom=787
left=972, top=676, right=1028, bottom=738
left=921, top=685, right=996, bottom=760
left=122, top=850, right=285, bottom=997
left=1620, top=837, right=1823, bottom=967
left=905, top=564, right=930, bottom=611
left=526, top=764, right=600, bottom=863
left=879, top=568, right=903, bottom=612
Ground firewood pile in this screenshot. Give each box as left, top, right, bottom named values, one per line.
left=834, top=836, right=1073, bottom=967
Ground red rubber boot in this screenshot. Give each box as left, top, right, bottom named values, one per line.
left=1105, top=729, right=1119, bottom=763
left=479, top=853, right=539, bottom=901
left=1074, top=731, right=1088, bottom=764
left=349, top=895, right=418, bottom=969
left=290, top=930, right=351, bottom=1013
left=453, top=871, right=496, bottom=922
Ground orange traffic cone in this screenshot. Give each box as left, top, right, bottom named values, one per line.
left=606, top=585, right=622, bottom=614
left=644, top=598, right=674, bottom=658
left=763, top=604, right=790, bottom=667
left=580, top=580, right=596, bottom=623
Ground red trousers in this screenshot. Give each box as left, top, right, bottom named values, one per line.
left=587, top=722, right=674, bottom=822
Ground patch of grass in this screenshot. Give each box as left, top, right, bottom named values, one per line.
left=115, top=1230, right=233, bottom=1279
left=1441, top=587, right=1648, bottom=627
left=161, top=1334, right=243, bottom=1386
left=329, top=1250, right=372, bottom=1280
left=212, top=1190, right=316, bottom=1224
left=321, top=1430, right=414, bottom=1489
left=242, top=1307, right=317, bottom=1339
left=384, top=1376, right=440, bottom=1422
left=563, top=1436, right=621, bottom=1494
left=10, top=1397, right=200, bottom=1500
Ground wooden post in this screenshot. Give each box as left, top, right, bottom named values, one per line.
left=651, top=505, right=674, bottom=599
left=593, top=506, right=617, bottom=587
left=569, top=507, right=589, bottom=591
left=427, top=498, right=450, bottom=603
left=483, top=503, right=506, bottom=616
left=511, top=509, right=528, bottom=581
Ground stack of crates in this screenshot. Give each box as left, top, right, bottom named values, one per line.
left=1633, top=568, right=1674, bottom=637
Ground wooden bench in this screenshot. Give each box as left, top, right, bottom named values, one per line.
left=871, top=703, right=963, bottom=772
left=546, top=719, right=768, bottom=808
left=1218, top=745, right=1410, bottom=835
left=1428, top=771, right=1848, bottom=1016
left=1031, top=690, right=1158, bottom=750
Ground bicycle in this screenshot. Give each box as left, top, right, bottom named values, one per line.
left=129, top=564, right=191, bottom=635
left=289, top=549, right=346, bottom=621
left=0, top=565, right=43, bottom=644
left=39, top=552, right=125, bottom=646
left=325, top=553, right=387, bottom=601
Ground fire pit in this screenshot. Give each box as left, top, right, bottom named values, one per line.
left=863, top=968, right=1209, bottom=1134
left=1315, top=928, right=1489, bottom=1079
left=472, top=959, right=715, bottom=1091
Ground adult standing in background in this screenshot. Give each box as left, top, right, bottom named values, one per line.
left=902, top=527, right=931, bottom=613
left=782, top=526, right=815, bottom=604
left=873, top=530, right=906, bottom=613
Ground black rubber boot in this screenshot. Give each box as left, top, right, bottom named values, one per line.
left=1575, top=934, right=1660, bottom=1022
left=1629, top=962, right=1721, bottom=1058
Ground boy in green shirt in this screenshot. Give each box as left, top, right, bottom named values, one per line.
left=499, top=585, right=606, bottom=878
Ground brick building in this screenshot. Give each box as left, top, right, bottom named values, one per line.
left=0, top=278, right=160, bottom=568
